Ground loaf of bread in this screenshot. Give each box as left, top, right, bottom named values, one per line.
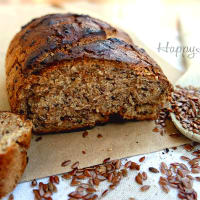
left=6, top=13, right=172, bottom=133
left=0, top=112, right=32, bottom=198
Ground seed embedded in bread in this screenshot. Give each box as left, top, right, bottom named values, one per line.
left=0, top=112, right=32, bottom=198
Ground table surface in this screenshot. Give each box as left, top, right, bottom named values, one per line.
left=2, top=1, right=200, bottom=200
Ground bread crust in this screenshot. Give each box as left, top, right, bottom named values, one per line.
left=5, top=13, right=173, bottom=133
left=0, top=112, right=32, bottom=198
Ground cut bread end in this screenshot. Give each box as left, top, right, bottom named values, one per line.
left=0, top=112, right=32, bottom=153
left=15, top=59, right=171, bottom=133
left=0, top=112, right=32, bottom=198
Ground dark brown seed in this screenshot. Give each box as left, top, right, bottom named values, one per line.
left=88, top=178, right=93, bottom=186
left=189, top=159, right=199, bottom=166
left=82, top=150, right=86, bottom=154
left=195, top=176, right=200, bottom=181
left=130, top=162, right=140, bottom=170
left=142, top=172, right=147, bottom=180
left=93, top=178, right=100, bottom=186
left=160, top=166, right=166, bottom=175
left=111, top=176, right=120, bottom=184
left=47, top=182, right=54, bottom=192
left=191, top=168, right=200, bottom=174
left=192, top=150, right=200, bottom=156
left=179, top=163, right=189, bottom=171
left=169, top=183, right=178, bottom=188
left=121, top=169, right=128, bottom=177
left=124, top=161, right=131, bottom=168
left=68, top=192, right=83, bottom=198
left=103, top=157, right=111, bottom=163
left=178, top=193, right=186, bottom=199
left=61, top=160, right=71, bottom=167
left=49, top=176, right=54, bottom=183
left=8, top=194, right=14, bottom=200
left=82, top=131, right=88, bottom=138
left=152, top=127, right=160, bottom=132
left=149, top=167, right=159, bottom=173
left=71, top=178, right=81, bottom=186
left=54, top=176, right=59, bottom=184
left=31, top=179, right=37, bottom=187
left=35, top=136, right=42, bottom=142
left=77, top=174, right=86, bottom=179
left=182, top=177, right=192, bottom=189
left=97, top=134, right=103, bottom=138
left=33, top=189, right=41, bottom=200
left=161, top=185, right=169, bottom=193
left=43, top=184, right=48, bottom=193
left=135, top=173, right=143, bottom=185
left=45, top=197, right=52, bottom=200
left=102, top=189, right=109, bottom=197
left=69, top=168, right=78, bottom=176
left=180, top=156, right=190, bottom=161
left=52, top=184, right=57, bottom=193
left=62, top=173, right=72, bottom=180
left=91, top=194, right=98, bottom=200
left=109, top=184, right=116, bottom=190
left=84, top=169, right=92, bottom=177
left=83, top=194, right=93, bottom=199
left=139, top=156, right=145, bottom=162
left=184, top=144, right=194, bottom=152
left=186, top=175, right=194, bottom=180
left=140, top=185, right=150, bottom=191
left=107, top=173, right=114, bottom=182
left=80, top=183, right=90, bottom=189
left=115, top=160, right=121, bottom=169
left=39, top=182, right=44, bottom=196
left=160, top=162, right=168, bottom=170
left=159, top=176, right=168, bottom=186
left=72, top=179, right=82, bottom=187
left=177, top=169, right=185, bottom=178
left=72, top=161, right=79, bottom=169
left=106, top=164, right=113, bottom=171
left=86, top=187, right=97, bottom=193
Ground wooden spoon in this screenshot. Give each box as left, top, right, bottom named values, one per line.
left=170, top=19, right=200, bottom=142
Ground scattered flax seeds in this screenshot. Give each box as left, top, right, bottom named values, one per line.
left=171, top=86, right=200, bottom=135
left=31, top=146, right=200, bottom=200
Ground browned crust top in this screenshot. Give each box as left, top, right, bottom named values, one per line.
left=6, top=13, right=131, bottom=75
left=6, top=13, right=166, bottom=79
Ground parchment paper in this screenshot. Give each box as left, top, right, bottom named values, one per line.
left=0, top=3, right=190, bottom=182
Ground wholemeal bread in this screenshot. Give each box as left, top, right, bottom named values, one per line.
left=0, top=112, right=32, bottom=198
left=6, top=13, right=172, bottom=133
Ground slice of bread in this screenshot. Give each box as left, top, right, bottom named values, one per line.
left=0, top=112, right=32, bottom=198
